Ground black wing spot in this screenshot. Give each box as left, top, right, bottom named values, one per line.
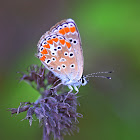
left=52, top=57, right=56, bottom=61
left=64, top=52, right=68, bottom=56
left=62, top=64, right=66, bottom=69
left=52, top=52, right=55, bottom=56
left=58, top=46, right=62, bottom=50
left=57, top=66, right=61, bottom=71
left=47, top=59, right=51, bottom=63
left=69, top=52, right=74, bottom=58
left=47, top=37, right=51, bottom=40
left=69, top=39, right=73, bottom=42
left=70, top=64, right=75, bottom=68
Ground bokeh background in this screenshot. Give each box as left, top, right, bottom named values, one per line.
left=0, top=0, right=140, bottom=140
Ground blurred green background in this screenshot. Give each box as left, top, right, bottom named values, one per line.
left=0, top=0, right=140, bottom=140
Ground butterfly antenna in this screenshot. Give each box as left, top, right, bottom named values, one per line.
left=86, top=75, right=111, bottom=79
left=85, top=71, right=113, bottom=79
left=85, top=71, right=113, bottom=77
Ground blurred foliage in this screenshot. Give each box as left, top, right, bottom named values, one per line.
left=0, top=1, right=140, bottom=140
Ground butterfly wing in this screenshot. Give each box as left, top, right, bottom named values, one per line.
left=37, top=19, right=83, bottom=84
left=50, top=19, right=84, bottom=81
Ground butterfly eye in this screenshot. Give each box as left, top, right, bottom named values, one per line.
left=80, top=76, right=87, bottom=86
left=70, top=64, right=75, bottom=68
left=62, top=24, right=68, bottom=28
left=68, top=22, right=74, bottom=27
left=81, top=78, right=85, bottom=84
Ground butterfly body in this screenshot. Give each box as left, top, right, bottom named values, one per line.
left=37, top=19, right=87, bottom=92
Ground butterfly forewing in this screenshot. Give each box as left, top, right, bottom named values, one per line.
left=37, top=19, right=83, bottom=84
left=50, top=19, right=84, bottom=80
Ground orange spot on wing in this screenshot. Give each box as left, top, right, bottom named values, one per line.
left=66, top=41, right=71, bottom=49
left=59, top=29, right=65, bottom=35
left=59, top=39, right=65, bottom=45
left=64, top=27, right=70, bottom=33
left=52, top=38, right=58, bottom=42
left=70, top=27, right=76, bottom=33
left=41, top=49, right=48, bottom=54
left=43, top=44, right=50, bottom=48
left=40, top=55, right=46, bottom=61
left=47, top=39, right=53, bottom=44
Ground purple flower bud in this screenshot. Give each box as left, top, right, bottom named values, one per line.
left=9, top=65, right=83, bottom=140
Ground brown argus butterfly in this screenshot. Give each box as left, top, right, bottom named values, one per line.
left=37, top=19, right=111, bottom=94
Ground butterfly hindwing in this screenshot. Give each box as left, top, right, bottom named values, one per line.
left=37, top=29, right=79, bottom=83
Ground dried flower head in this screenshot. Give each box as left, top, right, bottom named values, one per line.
left=9, top=65, right=83, bottom=140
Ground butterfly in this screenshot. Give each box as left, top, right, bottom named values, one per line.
left=37, top=19, right=112, bottom=93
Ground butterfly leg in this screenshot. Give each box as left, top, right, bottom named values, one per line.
left=52, top=79, right=61, bottom=87
left=68, top=85, right=73, bottom=93
left=74, top=85, right=79, bottom=94
left=63, top=85, right=73, bottom=103
left=50, top=82, right=62, bottom=95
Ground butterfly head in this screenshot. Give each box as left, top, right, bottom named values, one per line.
left=79, top=75, right=88, bottom=86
